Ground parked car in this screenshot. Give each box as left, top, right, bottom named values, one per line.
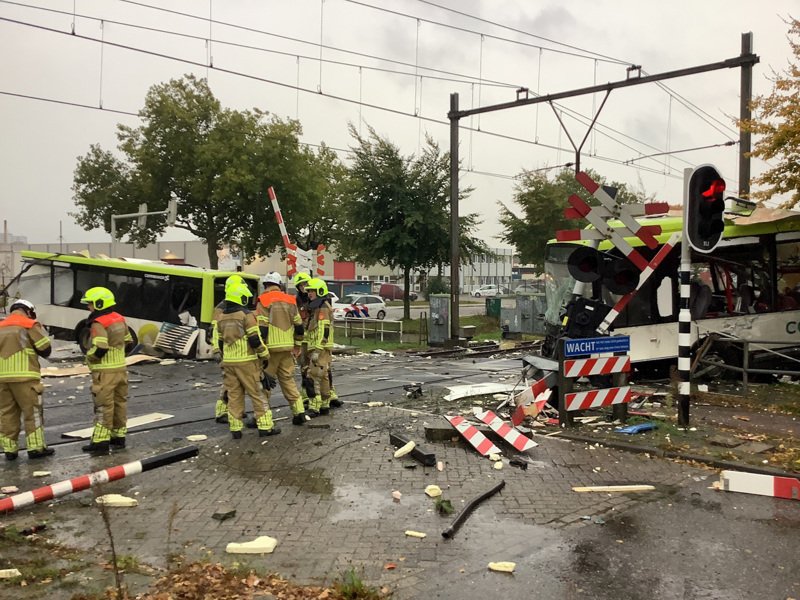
left=471, top=284, right=507, bottom=297
left=378, top=283, right=418, bottom=301
left=332, top=293, right=387, bottom=320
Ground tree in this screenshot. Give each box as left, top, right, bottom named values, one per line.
left=339, top=126, right=488, bottom=319
left=498, top=167, right=647, bottom=273
left=740, top=17, right=800, bottom=206
left=72, top=75, right=340, bottom=268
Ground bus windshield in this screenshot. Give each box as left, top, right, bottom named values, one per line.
left=543, top=244, right=577, bottom=327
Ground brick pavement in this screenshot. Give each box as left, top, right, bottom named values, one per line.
left=2, top=389, right=706, bottom=599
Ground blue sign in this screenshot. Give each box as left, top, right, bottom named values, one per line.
left=564, top=336, right=630, bottom=357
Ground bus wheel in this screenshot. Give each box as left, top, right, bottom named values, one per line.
left=74, top=321, right=91, bottom=354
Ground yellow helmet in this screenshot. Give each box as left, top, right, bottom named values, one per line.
left=225, top=282, right=253, bottom=305
left=293, top=271, right=312, bottom=288
left=81, top=287, right=116, bottom=310
left=224, top=274, right=245, bottom=292
left=306, top=278, right=329, bottom=297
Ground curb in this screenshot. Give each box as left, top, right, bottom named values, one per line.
left=555, top=430, right=800, bottom=479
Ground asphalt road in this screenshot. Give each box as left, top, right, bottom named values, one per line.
left=384, top=297, right=486, bottom=321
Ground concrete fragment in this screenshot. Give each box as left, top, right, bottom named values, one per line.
left=393, top=441, right=416, bottom=458
left=32, top=471, right=51, bottom=477
left=488, top=562, right=516, bottom=573
left=425, top=484, right=442, bottom=498
left=404, top=530, right=427, bottom=538
left=734, top=442, right=775, bottom=454
left=366, top=401, right=385, bottom=407
left=493, top=461, right=503, bottom=471
left=436, top=461, right=444, bottom=472
left=709, top=435, right=741, bottom=448
left=1, top=486, right=19, bottom=494
left=488, top=453, right=502, bottom=462
left=186, top=434, right=208, bottom=442
left=392, top=490, right=402, bottom=501
left=225, top=535, right=278, bottom=554
left=95, top=494, right=138, bottom=507
left=212, top=508, right=237, bottom=521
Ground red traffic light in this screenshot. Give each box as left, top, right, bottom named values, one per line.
left=687, top=165, right=726, bottom=253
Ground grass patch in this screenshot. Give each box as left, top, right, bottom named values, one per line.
left=334, top=567, right=383, bottom=600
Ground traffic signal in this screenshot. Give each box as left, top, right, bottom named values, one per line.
left=687, top=165, right=726, bottom=253
left=166, top=199, right=178, bottom=226
left=567, top=246, right=640, bottom=295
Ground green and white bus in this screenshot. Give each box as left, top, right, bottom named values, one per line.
left=8, top=250, right=259, bottom=359
left=542, top=207, right=800, bottom=375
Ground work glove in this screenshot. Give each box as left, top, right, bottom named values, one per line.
left=261, top=372, right=277, bottom=390
left=309, top=350, right=320, bottom=364
left=213, top=352, right=222, bottom=364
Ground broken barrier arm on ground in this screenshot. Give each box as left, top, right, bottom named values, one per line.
left=389, top=433, right=436, bottom=467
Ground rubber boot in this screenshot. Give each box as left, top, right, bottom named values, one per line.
left=82, top=441, right=110, bottom=455
left=258, top=427, right=282, bottom=437
left=110, top=437, right=126, bottom=449
left=28, top=447, right=55, bottom=460
left=292, top=414, right=306, bottom=425
left=231, top=431, right=242, bottom=439
left=5, top=452, right=18, bottom=461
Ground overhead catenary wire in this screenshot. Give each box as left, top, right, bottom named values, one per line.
left=0, top=1, right=726, bottom=177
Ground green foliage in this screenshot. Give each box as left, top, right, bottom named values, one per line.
left=71, top=74, right=343, bottom=268
left=498, top=167, right=650, bottom=273
left=740, top=18, right=800, bottom=206
left=426, top=275, right=450, bottom=296
left=334, top=567, right=383, bottom=600
left=434, top=497, right=454, bottom=515
left=339, top=125, right=488, bottom=318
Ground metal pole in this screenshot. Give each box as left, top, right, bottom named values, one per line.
left=678, top=168, right=693, bottom=426
left=449, top=92, right=461, bottom=341
left=110, top=215, right=117, bottom=258
left=739, top=32, right=754, bottom=197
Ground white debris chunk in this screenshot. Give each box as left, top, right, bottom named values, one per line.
left=95, top=494, right=138, bottom=507
left=0, top=569, right=22, bottom=579
left=186, top=434, right=208, bottom=442
left=404, top=530, right=427, bottom=538
left=436, top=461, right=444, bottom=472
left=225, top=535, right=278, bottom=554
left=392, top=490, right=402, bottom=501
left=493, top=461, right=503, bottom=471
left=424, top=484, right=442, bottom=498
left=366, top=401, right=384, bottom=407
left=32, top=471, right=51, bottom=477
left=1, top=486, right=19, bottom=494
left=488, top=562, right=516, bottom=573
left=393, top=441, right=416, bottom=458
left=488, top=453, right=502, bottom=462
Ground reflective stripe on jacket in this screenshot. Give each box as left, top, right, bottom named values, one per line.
left=256, top=290, right=303, bottom=351
left=213, top=307, right=267, bottom=364
left=0, top=313, right=51, bottom=382
left=306, top=302, right=334, bottom=350
left=86, top=311, right=131, bottom=372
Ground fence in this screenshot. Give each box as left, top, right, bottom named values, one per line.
left=333, top=318, right=404, bottom=343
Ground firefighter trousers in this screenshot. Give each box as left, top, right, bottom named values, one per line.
left=0, top=381, right=47, bottom=453
left=266, top=350, right=303, bottom=416
left=308, top=349, right=332, bottom=410
left=90, top=370, right=128, bottom=443
left=224, top=360, right=274, bottom=432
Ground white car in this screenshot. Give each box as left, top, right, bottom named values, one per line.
left=332, top=293, right=387, bottom=320
left=472, top=284, right=505, bottom=297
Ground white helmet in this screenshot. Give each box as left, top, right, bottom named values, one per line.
left=10, top=299, right=36, bottom=318
left=261, top=272, right=283, bottom=287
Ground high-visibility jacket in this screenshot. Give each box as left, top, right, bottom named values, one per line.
left=306, top=300, right=334, bottom=351
left=0, top=312, right=51, bottom=382
left=256, top=288, right=304, bottom=352
left=86, top=310, right=132, bottom=372
left=212, top=303, right=268, bottom=365
left=296, top=290, right=311, bottom=327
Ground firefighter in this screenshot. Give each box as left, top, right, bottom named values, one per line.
left=304, top=278, right=334, bottom=417
left=256, top=272, right=306, bottom=425
left=80, top=287, right=134, bottom=455
left=212, top=278, right=280, bottom=438
left=210, top=274, right=246, bottom=423
left=294, top=272, right=342, bottom=409
left=0, top=300, right=54, bottom=460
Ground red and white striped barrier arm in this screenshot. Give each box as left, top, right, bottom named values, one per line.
left=475, top=410, right=538, bottom=451
left=596, top=232, right=680, bottom=334
left=268, top=187, right=300, bottom=277
left=564, top=386, right=631, bottom=412
left=720, top=470, right=800, bottom=501
left=563, top=356, right=630, bottom=378
left=512, top=389, right=551, bottom=426
left=314, top=244, right=326, bottom=277
left=512, top=372, right=556, bottom=426
left=445, top=415, right=501, bottom=456
left=0, top=446, right=199, bottom=514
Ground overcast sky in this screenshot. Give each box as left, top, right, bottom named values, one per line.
left=1, top=0, right=796, bottom=247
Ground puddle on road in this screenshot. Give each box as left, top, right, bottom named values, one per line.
left=329, top=483, right=424, bottom=523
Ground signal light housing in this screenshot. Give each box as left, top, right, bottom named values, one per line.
left=687, top=165, right=726, bottom=253
left=567, top=246, right=640, bottom=295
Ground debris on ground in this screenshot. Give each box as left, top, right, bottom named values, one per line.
left=366, top=401, right=385, bottom=407
left=1, top=486, right=19, bottom=494
left=425, top=484, right=442, bottom=498
left=493, top=461, right=503, bottom=470
left=95, top=494, right=138, bottom=507
left=443, top=383, right=519, bottom=402
left=404, top=530, right=427, bottom=538
left=393, top=440, right=416, bottom=458
left=32, top=471, right=51, bottom=478
left=212, top=508, right=237, bottom=521
left=509, top=458, right=529, bottom=470
left=390, top=433, right=436, bottom=466
left=487, top=561, right=516, bottom=573
left=442, top=481, right=505, bottom=539
left=186, top=434, right=208, bottom=441
left=437, top=461, right=444, bottom=472
left=392, top=490, right=402, bottom=501
left=404, top=383, right=423, bottom=399
left=445, top=415, right=501, bottom=456
left=434, top=497, right=454, bottom=515
left=615, top=423, right=657, bottom=434
left=572, top=485, right=655, bottom=493
left=225, top=535, right=278, bottom=554
left=0, top=568, right=22, bottom=578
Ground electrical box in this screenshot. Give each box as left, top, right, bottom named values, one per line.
left=428, top=294, right=450, bottom=346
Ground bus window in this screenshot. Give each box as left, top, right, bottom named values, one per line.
left=108, top=273, right=144, bottom=317
left=171, top=277, right=202, bottom=325
left=53, top=263, right=74, bottom=307
left=141, top=275, right=171, bottom=321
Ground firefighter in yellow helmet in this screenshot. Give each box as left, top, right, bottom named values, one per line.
left=212, top=279, right=280, bottom=438
left=80, top=287, right=134, bottom=455
left=256, top=272, right=306, bottom=425
left=210, top=274, right=246, bottom=423
left=304, top=278, right=335, bottom=417
left=0, top=300, right=54, bottom=460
